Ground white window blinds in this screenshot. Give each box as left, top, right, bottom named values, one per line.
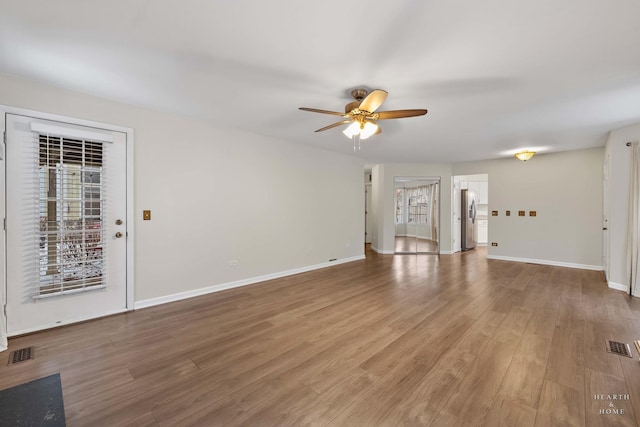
left=36, top=133, right=107, bottom=297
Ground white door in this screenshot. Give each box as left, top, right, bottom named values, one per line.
left=365, top=184, right=372, bottom=244
left=6, top=114, right=128, bottom=335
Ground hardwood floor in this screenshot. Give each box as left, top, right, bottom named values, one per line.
left=2, top=246, right=640, bottom=426
left=394, top=236, right=439, bottom=253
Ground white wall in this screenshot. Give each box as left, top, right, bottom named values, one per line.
left=371, top=164, right=386, bottom=253
left=605, top=123, right=639, bottom=291
left=453, top=148, right=604, bottom=269
left=0, top=72, right=365, bottom=304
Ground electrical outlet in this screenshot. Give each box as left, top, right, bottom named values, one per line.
left=491, top=242, right=498, bottom=247
left=229, top=260, right=239, bottom=266
left=143, top=210, right=151, bottom=220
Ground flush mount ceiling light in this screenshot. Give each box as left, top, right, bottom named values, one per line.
left=299, top=88, right=428, bottom=151
left=514, top=150, right=536, bottom=161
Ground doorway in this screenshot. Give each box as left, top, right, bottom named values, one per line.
left=365, top=182, right=372, bottom=244
left=394, top=177, right=440, bottom=254
left=3, top=111, right=134, bottom=336
left=452, top=174, right=488, bottom=253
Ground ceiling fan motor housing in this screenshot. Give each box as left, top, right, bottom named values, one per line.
left=346, top=88, right=368, bottom=113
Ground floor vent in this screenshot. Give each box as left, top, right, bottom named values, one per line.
left=8, top=347, right=35, bottom=365
left=605, top=340, right=633, bottom=358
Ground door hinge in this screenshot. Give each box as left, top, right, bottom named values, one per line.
left=3, top=218, right=5, bottom=231
left=3, top=131, right=6, bottom=144
left=3, top=304, right=6, bottom=317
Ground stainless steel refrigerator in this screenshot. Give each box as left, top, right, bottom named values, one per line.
left=461, top=189, right=477, bottom=251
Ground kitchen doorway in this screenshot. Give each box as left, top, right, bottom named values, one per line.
left=452, top=174, right=489, bottom=253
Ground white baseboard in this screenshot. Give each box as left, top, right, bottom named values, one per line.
left=608, top=281, right=629, bottom=292
left=486, top=255, right=603, bottom=271
left=439, top=250, right=455, bottom=255
left=134, top=255, right=365, bottom=310
left=371, top=246, right=395, bottom=255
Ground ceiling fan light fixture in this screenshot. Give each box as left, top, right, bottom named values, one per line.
left=514, top=150, right=536, bottom=161
left=359, top=121, right=379, bottom=140
left=300, top=88, right=427, bottom=150
left=342, top=122, right=361, bottom=138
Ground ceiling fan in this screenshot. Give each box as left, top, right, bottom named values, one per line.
left=299, top=88, right=428, bottom=149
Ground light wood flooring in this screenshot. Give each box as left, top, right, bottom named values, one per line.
left=2, top=246, right=640, bottom=426
left=394, top=236, right=439, bottom=253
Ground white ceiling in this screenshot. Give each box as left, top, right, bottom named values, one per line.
left=2, top=0, right=640, bottom=163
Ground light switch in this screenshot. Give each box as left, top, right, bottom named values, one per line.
left=506, top=210, right=511, bottom=216
left=143, top=210, right=151, bottom=221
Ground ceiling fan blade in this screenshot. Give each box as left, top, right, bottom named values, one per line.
left=358, top=89, right=388, bottom=113
left=299, top=107, right=348, bottom=117
left=315, top=120, right=352, bottom=132
left=376, top=109, right=428, bottom=120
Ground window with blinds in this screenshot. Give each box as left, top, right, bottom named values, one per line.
left=38, top=134, right=105, bottom=297
left=395, top=185, right=431, bottom=224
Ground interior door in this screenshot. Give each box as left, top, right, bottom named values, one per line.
left=365, top=184, right=372, bottom=244
left=6, top=114, right=128, bottom=335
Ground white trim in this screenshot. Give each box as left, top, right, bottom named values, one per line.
left=486, top=254, right=603, bottom=271
left=134, top=255, right=365, bottom=310
left=394, top=176, right=442, bottom=183
left=371, top=246, right=395, bottom=255
left=125, top=129, right=135, bottom=310
left=7, top=308, right=129, bottom=337
left=0, top=104, right=133, bottom=134
left=0, top=112, right=6, bottom=351
left=608, top=281, right=629, bottom=292
left=439, top=250, right=455, bottom=255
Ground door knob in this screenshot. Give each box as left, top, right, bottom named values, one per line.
left=115, top=232, right=123, bottom=238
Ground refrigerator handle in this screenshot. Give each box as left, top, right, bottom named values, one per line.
left=470, top=202, right=476, bottom=223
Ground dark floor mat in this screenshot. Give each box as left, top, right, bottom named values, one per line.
left=0, top=373, right=65, bottom=427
